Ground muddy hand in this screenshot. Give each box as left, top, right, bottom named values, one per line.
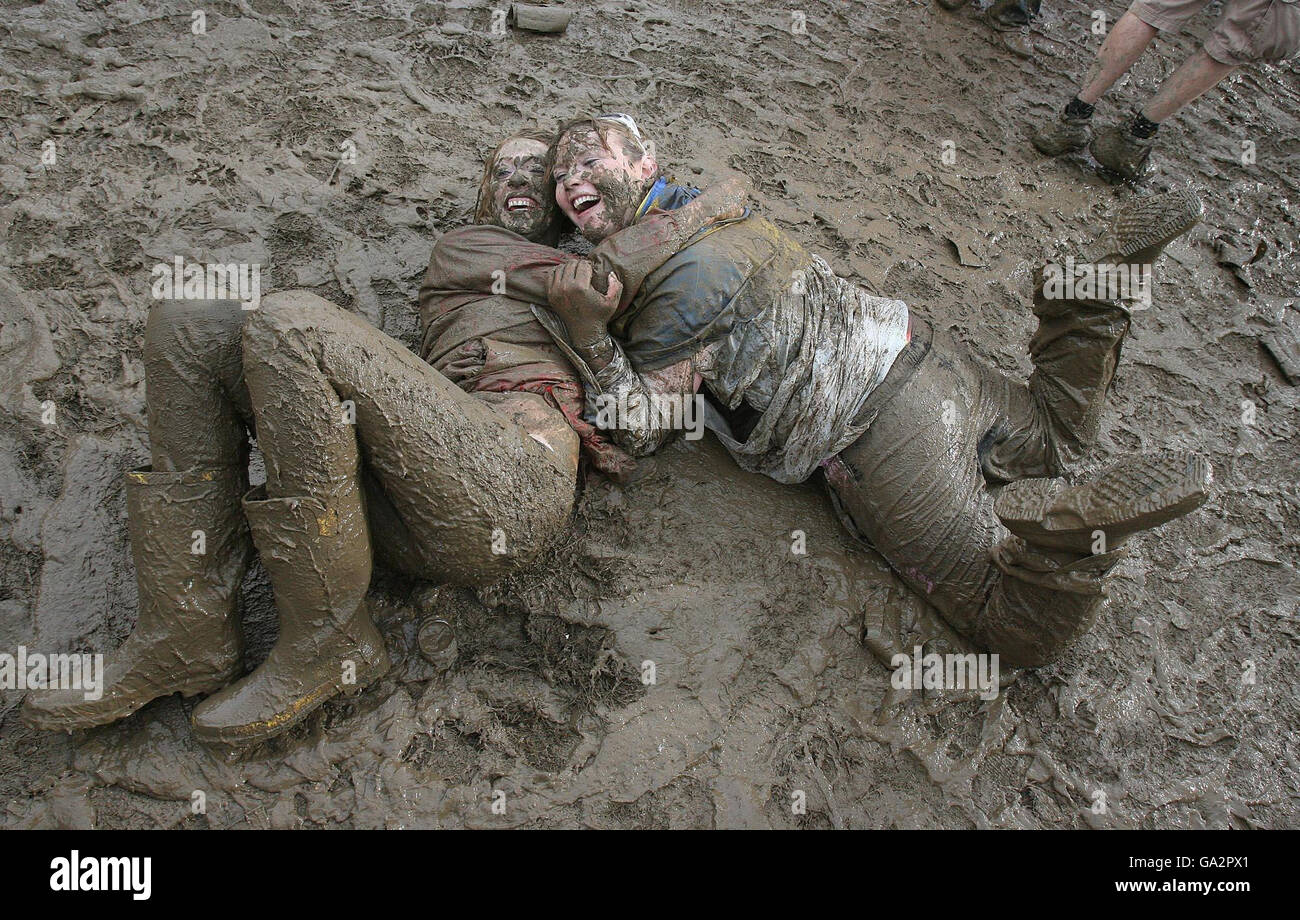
left=545, top=260, right=623, bottom=347
left=695, top=174, right=750, bottom=223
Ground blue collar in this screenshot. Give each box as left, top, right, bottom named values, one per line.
left=635, top=176, right=673, bottom=218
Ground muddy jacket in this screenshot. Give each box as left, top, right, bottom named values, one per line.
left=418, top=210, right=723, bottom=477
left=580, top=181, right=912, bottom=484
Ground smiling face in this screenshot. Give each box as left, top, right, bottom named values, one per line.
left=551, top=127, right=658, bottom=243
left=478, top=137, right=555, bottom=241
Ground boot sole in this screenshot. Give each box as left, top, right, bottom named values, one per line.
left=1085, top=187, right=1202, bottom=265
left=190, top=649, right=391, bottom=745
left=995, top=449, right=1213, bottom=550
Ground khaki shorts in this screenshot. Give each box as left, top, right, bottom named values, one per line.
left=1129, top=0, right=1300, bottom=64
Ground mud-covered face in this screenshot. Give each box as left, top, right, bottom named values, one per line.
left=552, top=129, right=655, bottom=243
left=483, top=138, right=554, bottom=241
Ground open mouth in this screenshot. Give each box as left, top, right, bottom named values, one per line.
left=506, top=196, right=536, bottom=212
left=572, top=193, right=601, bottom=215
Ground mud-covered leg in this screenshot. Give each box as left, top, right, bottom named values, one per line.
left=828, top=340, right=1212, bottom=669
left=243, top=289, right=577, bottom=586
left=143, top=298, right=255, bottom=470
left=978, top=273, right=1130, bottom=481
left=981, top=188, right=1203, bottom=482
left=191, top=291, right=576, bottom=743
left=190, top=294, right=386, bottom=744
left=828, top=336, right=1010, bottom=629
left=978, top=450, right=1214, bottom=666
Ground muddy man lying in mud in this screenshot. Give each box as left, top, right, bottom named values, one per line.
left=22, top=131, right=744, bottom=744
left=535, top=114, right=1214, bottom=669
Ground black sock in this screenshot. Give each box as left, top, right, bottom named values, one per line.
left=1129, top=113, right=1160, bottom=138
left=1064, top=96, right=1095, bottom=120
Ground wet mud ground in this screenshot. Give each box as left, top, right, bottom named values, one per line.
left=1, top=0, right=1297, bottom=828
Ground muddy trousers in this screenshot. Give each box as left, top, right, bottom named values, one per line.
left=825, top=278, right=1132, bottom=667
left=143, top=294, right=577, bottom=586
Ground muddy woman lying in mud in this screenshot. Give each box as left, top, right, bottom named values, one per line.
left=538, top=114, right=1214, bottom=670
left=21, top=131, right=744, bottom=743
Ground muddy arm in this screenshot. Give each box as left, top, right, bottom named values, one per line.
left=582, top=343, right=699, bottom=457
left=586, top=177, right=747, bottom=307
left=421, top=179, right=745, bottom=312
left=537, top=262, right=700, bottom=457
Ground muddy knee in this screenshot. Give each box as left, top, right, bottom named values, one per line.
left=145, top=298, right=246, bottom=364
left=240, top=289, right=331, bottom=361
left=248, top=288, right=336, bottom=332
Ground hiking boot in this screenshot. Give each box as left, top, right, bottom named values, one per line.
left=1032, top=110, right=1093, bottom=156
left=994, top=449, right=1213, bottom=554
left=190, top=481, right=389, bottom=745
left=22, top=467, right=251, bottom=731
left=1090, top=123, right=1155, bottom=179
left=1083, top=186, right=1203, bottom=267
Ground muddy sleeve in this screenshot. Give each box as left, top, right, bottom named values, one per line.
left=421, top=185, right=738, bottom=311
left=530, top=303, right=697, bottom=457
left=584, top=339, right=698, bottom=457
left=588, top=184, right=743, bottom=310
left=419, top=225, right=569, bottom=311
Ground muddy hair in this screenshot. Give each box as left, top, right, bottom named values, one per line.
left=550, top=115, right=664, bottom=183
left=473, top=128, right=556, bottom=224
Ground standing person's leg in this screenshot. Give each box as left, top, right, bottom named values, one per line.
left=191, top=290, right=578, bottom=743
left=1091, top=0, right=1300, bottom=176
left=1140, top=49, right=1237, bottom=121
left=1078, top=9, right=1163, bottom=104
left=1033, top=7, right=1162, bottom=155
left=24, top=299, right=256, bottom=730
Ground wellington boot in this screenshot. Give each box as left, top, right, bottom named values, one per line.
left=22, top=467, right=251, bottom=730
left=190, top=482, right=389, bottom=744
